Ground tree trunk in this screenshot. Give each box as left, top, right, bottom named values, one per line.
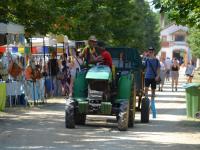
left=160, top=12, right=165, bottom=29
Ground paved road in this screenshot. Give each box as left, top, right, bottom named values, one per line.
left=0, top=67, right=200, bottom=150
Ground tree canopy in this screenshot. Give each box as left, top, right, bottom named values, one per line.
left=0, top=0, right=160, bottom=53
left=153, top=0, right=200, bottom=58
left=188, top=27, right=200, bottom=58
left=153, top=0, right=200, bottom=28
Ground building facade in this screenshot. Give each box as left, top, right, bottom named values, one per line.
left=159, top=24, right=191, bottom=65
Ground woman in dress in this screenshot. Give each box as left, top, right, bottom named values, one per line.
left=60, top=60, right=70, bottom=96
left=171, top=58, right=180, bottom=91
left=185, top=60, right=195, bottom=83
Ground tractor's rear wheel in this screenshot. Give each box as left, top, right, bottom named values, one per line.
left=128, top=108, right=135, bottom=127
left=117, top=101, right=129, bottom=131
left=128, top=85, right=136, bottom=127
left=65, top=100, right=75, bottom=128
left=141, top=97, right=150, bottom=123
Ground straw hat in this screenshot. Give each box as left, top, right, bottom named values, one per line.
left=88, top=35, right=97, bottom=42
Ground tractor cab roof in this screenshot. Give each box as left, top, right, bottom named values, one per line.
left=106, top=47, right=142, bottom=71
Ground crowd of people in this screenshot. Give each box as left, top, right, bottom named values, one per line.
left=0, top=35, right=113, bottom=103
left=143, top=47, right=196, bottom=95
left=142, top=47, right=197, bottom=118
left=0, top=35, right=197, bottom=107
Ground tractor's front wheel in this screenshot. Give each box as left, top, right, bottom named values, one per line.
left=117, top=101, right=129, bottom=131
left=65, top=99, right=75, bottom=128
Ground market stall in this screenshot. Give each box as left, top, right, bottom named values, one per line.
left=0, top=28, right=71, bottom=107
left=0, top=22, right=26, bottom=107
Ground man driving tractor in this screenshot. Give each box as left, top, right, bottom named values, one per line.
left=81, top=35, right=98, bottom=67
left=81, top=36, right=112, bottom=68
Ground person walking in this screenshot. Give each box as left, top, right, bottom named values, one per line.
left=171, top=58, right=180, bottom=91
left=59, top=59, right=70, bottom=96
left=144, top=47, right=160, bottom=118
left=185, top=60, right=195, bottom=83
left=158, top=58, right=167, bottom=91
left=165, top=57, right=171, bottom=81
left=48, top=51, right=60, bottom=96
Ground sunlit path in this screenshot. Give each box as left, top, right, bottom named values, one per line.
left=0, top=67, right=200, bottom=150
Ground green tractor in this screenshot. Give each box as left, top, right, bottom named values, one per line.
left=65, top=48, right=149, bottom=131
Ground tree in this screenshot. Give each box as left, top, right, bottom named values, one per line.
left=188, top=27, right=200, bottom=58
left=0, top=0, right=57, bottom=37
left=153, top=0, right=200, bottom=58
left=138, top=0, right=160, bottom=52
left=0, top=0, right=160, bottom=53
left=153, top=0, right=200, bottom=28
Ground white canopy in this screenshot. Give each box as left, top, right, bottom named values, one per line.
left=0, top=22, right=24, bottom=34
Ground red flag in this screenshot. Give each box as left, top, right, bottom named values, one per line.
left=31, top=47, right=37, bottom=54
left=0, top=46, right=6, bottom=53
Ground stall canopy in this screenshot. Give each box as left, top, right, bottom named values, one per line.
left=0, top=22, right=24, bottom=34
left=0, top=22, right=25, bottom=47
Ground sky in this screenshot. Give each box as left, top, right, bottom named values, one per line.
left=146, top=0, right=158, bottom=12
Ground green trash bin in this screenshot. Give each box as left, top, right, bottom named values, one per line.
left=184, top=83, right=200, bottom=118
left=0, top=82, right=7, bottom=111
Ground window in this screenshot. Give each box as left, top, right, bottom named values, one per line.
left=175, top=35, right=185, bottom=41
left=162, top=36, right=167, bottom=41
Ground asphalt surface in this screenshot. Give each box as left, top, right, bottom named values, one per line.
left=0, top=67, right=200, bottom=150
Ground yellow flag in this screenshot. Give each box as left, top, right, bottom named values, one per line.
left=18, top=47, right=25, bottom=54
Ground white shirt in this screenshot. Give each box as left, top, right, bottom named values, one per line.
left=160, top=61, right=166, bottom=71
left=165, top=59, right=172, bottom=70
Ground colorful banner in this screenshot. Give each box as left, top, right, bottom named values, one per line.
left=36, top=46, right=43, bottom=53
left=43, top=46, right=49, bottom=53
left=25, top=47, right=30, bottom=54
left=34, top=46, right=49, bottom=53
left=12, top=47, right=18, bottom=53
left=0, top=46, right=6, bottom=53
left=18, top=47, right=25, bottom=54
left=31, top=47, right=37, bottom=54
left=0, top=46, right=61, bottom=54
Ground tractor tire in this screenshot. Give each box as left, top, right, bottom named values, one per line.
left=65, top=100, right=75, bottom=128
left=128, top=108, right=135, bottom=127
left=129, top=85, right=136, bottom=127
left=117, top=101, right=129, bottom=131
left=75, top=112, right=86, bottom=125
left=141, top=97, right=150, bottom=123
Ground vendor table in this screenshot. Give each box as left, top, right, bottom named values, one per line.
left=0, top=82, right=7, bottom=111
left=6, top=81, right=23, bottom=106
